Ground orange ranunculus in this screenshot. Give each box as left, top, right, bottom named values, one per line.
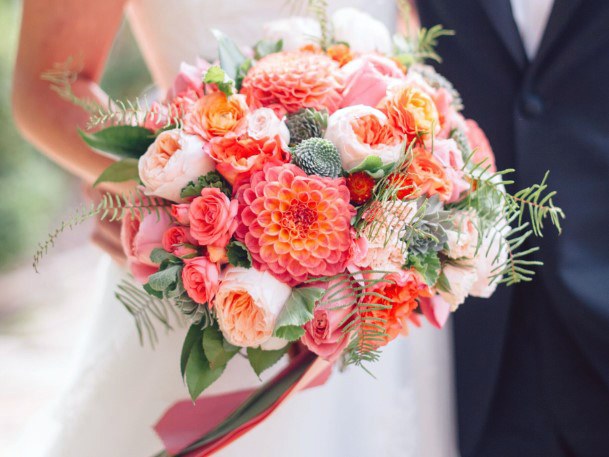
left=361, top=269, right=431, bottom=347
left=381, top=85, right=439, bottom=141
left=408, top=149, right=453, bottom=202
left=326, top=43, right=354, bottom=67
left=184, top=91, right=249, bottom=140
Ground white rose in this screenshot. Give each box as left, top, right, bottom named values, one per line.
left=215, top=267, right=291, bottom=348
left=332, top=8, right=392, bottom=54
left=263, top=16, right=321, bottom=52
left=246, top=108, right=290, bottom=149
left=438, top=263, right=478, bottom=311
left=138, top=129, right=214, bottom=202
left=325, top=105, right=403, bottom=170
left=470, top=224, right=510, bottom=298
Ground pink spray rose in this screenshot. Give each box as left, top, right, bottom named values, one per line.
left=301, top=280, right=356, bottom=361
left=171, top=203, right=190, bottom=225
left=162, top=226, right=198, bottom=258
left=120, top=210, right=172, bottom=283
left=182, top=256, right=220, bottom=305
left=340, top=54, right=405, bottom=108
left=188, top=188, right=238, bottom=248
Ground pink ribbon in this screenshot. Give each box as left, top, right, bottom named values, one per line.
left=154, top=352, right=332, bottom=456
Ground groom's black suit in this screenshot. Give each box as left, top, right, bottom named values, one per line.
left=415, top=1, right=609, bottom=456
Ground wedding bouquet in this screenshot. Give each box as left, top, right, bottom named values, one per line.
left=36, top=5, right=563, bottom=456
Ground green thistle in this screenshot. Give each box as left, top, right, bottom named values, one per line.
left=292, top=138, right=342, bottom=178
left=413, top=65, right=463, bottom=110
left=286, top=109, right=328, bottom=145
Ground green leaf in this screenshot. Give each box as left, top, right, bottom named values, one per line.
left=178, top=352, right=316, bottom=453
left=405, top=251, right=441, bottom=286
left=246, top=345, right=289, bottom=377
left=143, top=282, right=163, bottom=299
left=181, top=324, right=204, bottom=378
left=226, top=241, right=252, bottom=268
left=253, top=39, right=283, bottom=60
left=202, top=326, right=239, bottom=370
left=211, top=29, right=247, bottom=81
left=348, top=155, right=396, bottom=179
left=185, top=340, right=225, bottom=400
left=150, top=247, right=179, bottom=265
left=274, top=325, right=305, bottom=341
left=273, top=287, right=324, bottom=341
left=147, top=264, right=182, bottom=292
left=93, top=158, right=139, bottom=187
left=180, top=171, right=232, bottom=199
left=235, top=58, right=253, bottom=91
left=203, top=66, right=235, bottom=97
left=79, top=125, right=155, bottom=159
left=436, top=271, right=452, bottom=294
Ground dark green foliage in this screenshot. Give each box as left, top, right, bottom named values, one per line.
left=180, top=171, right=232, bottom=199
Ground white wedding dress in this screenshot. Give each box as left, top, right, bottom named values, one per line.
left=13, top=1, right=459, bottom=456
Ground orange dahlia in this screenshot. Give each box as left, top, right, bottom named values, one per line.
left=236, top=163, right=354, bottom=286
left=361, top=269, right=431, bottom=347
left=240, top=51, right=344, bottom=115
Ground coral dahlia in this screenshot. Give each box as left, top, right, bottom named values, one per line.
left=235, top=163, right=355, bottom=286
left=240, top=51, right=344, bottom=115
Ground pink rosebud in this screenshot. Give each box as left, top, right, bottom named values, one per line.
left=188, top=188, right=238, bottom=248
left=301, top=280, right=355, bottom=361
left=120, top=210, right=172, bottom=283
left=340, top=55, right=405, bottom=108
left=162, top=226, right=198, bottom=258
left=418, top=294, right=452, bottom=329
left=171, top=204, right=191, bottom=225
left=182, top=256, right=220, bottom=305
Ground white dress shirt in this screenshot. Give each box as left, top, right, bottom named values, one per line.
left=510, top=0, right=555, bottom=58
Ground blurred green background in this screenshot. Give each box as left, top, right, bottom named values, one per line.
left=0, top=0, right=151, bottom=271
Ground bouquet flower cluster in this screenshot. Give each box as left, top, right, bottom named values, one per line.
left=37, top=5, right=563, bottom=455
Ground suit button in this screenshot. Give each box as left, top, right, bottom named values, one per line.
left=520, top=93, right=544, bottom=117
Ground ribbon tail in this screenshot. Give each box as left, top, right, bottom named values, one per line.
left=154, top=351, right=330, bottom=457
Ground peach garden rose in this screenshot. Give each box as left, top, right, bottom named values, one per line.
left=184, top=91, right=249, bottom=140
left=325, top=105, right=403, bottom=171
left=138, top=129, right=215, bottom=202
left=214, top=266, right=292, bottom=348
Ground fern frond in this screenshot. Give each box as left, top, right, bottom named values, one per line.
left=33, top=191, right=172, bottom=272
left=415, top=25, right=455, bottom=63
left=307, top=0, right=331, bottom=49
left=42, top=58, right=184, bottom=130
left=116, top=278, right=186, bottom=347
left=41, top=57, right=104, bottom=114
left=456, top=161, right=564, bottom=285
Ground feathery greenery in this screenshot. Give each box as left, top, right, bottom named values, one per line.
left=116, top=278, right=185, bottom=347
left=33, top=190, right=171, bottom=272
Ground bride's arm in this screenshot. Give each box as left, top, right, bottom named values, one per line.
left=13, top=0, right=129, bottom=186
left=13, top=0, right=131, bottom=261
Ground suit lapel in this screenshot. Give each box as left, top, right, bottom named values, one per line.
left=533, top=0, right=583, bottom=66
left=478, top=0, right=527, bottom=69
